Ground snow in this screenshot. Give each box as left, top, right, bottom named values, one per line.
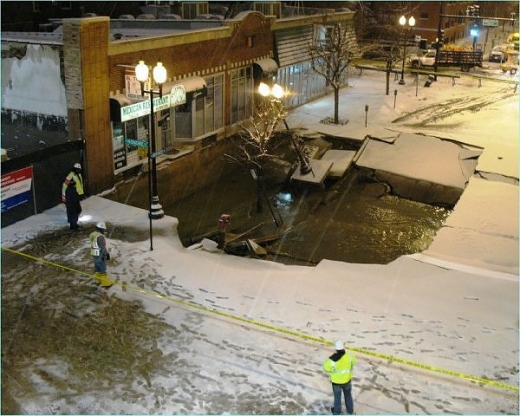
left=1, top=65, right=519, bottom=414
left=1, top=44, right=67, bottom=117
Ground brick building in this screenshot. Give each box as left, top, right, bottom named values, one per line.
left=1, top=6, right=357, bottom=206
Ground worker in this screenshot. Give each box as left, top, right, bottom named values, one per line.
left=65, top=179, right=82, bottom=231
left=323, top=340, right=357, bottom=415
left=89, top=222, right=114, bottom=288
left=62, top=162, right=84, bottom=203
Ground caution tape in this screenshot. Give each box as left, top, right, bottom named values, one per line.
left=2, top=245, right=519, bottom=393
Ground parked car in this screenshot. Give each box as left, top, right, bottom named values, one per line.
left=489, top=44, right=511, bottom=62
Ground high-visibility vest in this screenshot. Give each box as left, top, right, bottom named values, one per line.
left=90, top=231, right=104, bottom=257
left=62, top=171, right=84, bottom=200
left=323, top=351, right=356, bottom=384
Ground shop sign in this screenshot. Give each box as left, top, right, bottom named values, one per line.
left=154, top=95, right=170, bottom=112
left=121, top=101, right=149, bottom=122
left=125, top=71, right=150, bottom=99
left=120, top=95, right=172, bottom=122
left=170, top=84, right=187, bottom=106
left=114, top=148, right=127, bottom=170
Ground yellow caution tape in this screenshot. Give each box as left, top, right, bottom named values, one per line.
left=2, top=245, right=519, bottom=393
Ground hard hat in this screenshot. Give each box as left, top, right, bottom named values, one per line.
left=334, top=340, right=344, bottom=350
left=96, top=221, right=107, bottom=231
left=73, top=162, right=82, bottom=170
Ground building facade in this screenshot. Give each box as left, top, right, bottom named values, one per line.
left=1, top=7, right=357, bottom=199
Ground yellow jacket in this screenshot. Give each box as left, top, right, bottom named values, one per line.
left=323, top=350, right=356, bottom=384
left=62, top=171, right=84, bottom=202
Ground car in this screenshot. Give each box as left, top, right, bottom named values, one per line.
left=489, top=44, right=511, bottom=62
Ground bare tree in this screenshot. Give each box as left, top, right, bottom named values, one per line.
left=309, top=20, right=356, bottom=124
left=360, top=26, right=402, bottom=95
left=225, top=93, right=288, bottom=213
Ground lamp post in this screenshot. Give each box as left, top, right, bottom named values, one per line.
left=470, top=25, right=479, bottom=51
left=258, top=82, right=312, bottom=175
left=135, top=60, right=166, bottom=250
left=398, top=15, right=415, bottom=85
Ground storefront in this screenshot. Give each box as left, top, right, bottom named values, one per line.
left=274, top=25, right=328, bottom=108
left=109, top=74, right=224, bottom=174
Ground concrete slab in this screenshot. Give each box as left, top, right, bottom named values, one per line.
left=321, top=149, right=356, bottom=178
left=356, top=133, right=474, bottom=189
left=291, top=159, right=333, bottom=184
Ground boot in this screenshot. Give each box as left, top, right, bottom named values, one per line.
left=94, top=272, right=114, bottom=288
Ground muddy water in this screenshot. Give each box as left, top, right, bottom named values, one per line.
left=167, top=164, right=450, bottom=266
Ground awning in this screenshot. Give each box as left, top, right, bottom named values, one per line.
left=110, top=94, right=134, bottom=122
left=253, top=58, right=279, bottom=77
left=163, top=76, right=207, bottom=99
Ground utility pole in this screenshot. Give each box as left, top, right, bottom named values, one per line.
left=433, top=1, right=443, bottom=80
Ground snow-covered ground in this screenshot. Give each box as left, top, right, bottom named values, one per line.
left=2, top=68, right=518, bottom=414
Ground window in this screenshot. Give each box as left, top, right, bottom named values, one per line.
left=253, top=2, right=281, bottom=18
left=33, top=1, right=41, bottom=12
left=112, top=118, right=148, bottom=172
left=182, top=2, right=208, bottom=19
left=230, top=67, right=253, bottom=124
left=173, top=73, right=223, bottom=141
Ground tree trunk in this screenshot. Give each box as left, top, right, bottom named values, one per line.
left=334, top=87, right=340, bottom=124
left=385, top=60, right=392, bottom=95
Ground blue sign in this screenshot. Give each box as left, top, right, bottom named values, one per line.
left=125, top=138, right=148, bottom=148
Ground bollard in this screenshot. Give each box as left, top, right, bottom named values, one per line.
left=424, top=75, right=435, bottom=87
left=364, top=104, right=369, bottom=127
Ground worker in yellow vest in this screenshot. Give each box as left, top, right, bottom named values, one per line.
left=89, top=222, right=114, bottom=288
left=62, top=163, right=84, bottom=203
left=323, top=340, right=357, bottom=415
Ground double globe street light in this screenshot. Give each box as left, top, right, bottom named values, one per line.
left=398, top=15, right=416, bottom=85
left=135, top=60, right=166, bottom=250
left=257, top=82, right=312, bottom=175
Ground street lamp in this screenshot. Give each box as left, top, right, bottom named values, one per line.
left=257, top=82, right=312, bottom=175
left=398, top=15, right=415, bottom=85
left=470, top=25, right=479, bottom=51
left=135, top=60, right=166, bottom=250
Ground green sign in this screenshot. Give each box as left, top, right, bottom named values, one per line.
left=120, top=84, right=187, bottom=122
left=482, top=19, right=499, bottom=27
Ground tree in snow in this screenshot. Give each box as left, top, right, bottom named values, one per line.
left=308, top=19, right=357, bottom=124
left=225, top=83, right=289, bottom=214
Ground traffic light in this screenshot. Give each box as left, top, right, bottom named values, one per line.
left=439, top=30, right=444, bottom=47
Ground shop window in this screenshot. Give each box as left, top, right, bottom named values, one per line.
left=230, top=67, right=253, bottom=124
left=112, top=118, right=148, bottom=172
left=175, top=100, right=192, bottom=139
left=173, top=73, right=224, bottom=141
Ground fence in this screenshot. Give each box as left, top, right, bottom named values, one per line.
left=1, top=140, right=83, bottom=228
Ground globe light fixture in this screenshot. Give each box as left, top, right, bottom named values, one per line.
left=134, top=60, right=168, bottom=250
left=398, top=15, right=415, bottom=85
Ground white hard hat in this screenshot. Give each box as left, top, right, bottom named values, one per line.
left=96, top=221, right=107, bottom=231
left=73, top=162, right=82, bottom=170
left=334, top=340, right=344, bottom=350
